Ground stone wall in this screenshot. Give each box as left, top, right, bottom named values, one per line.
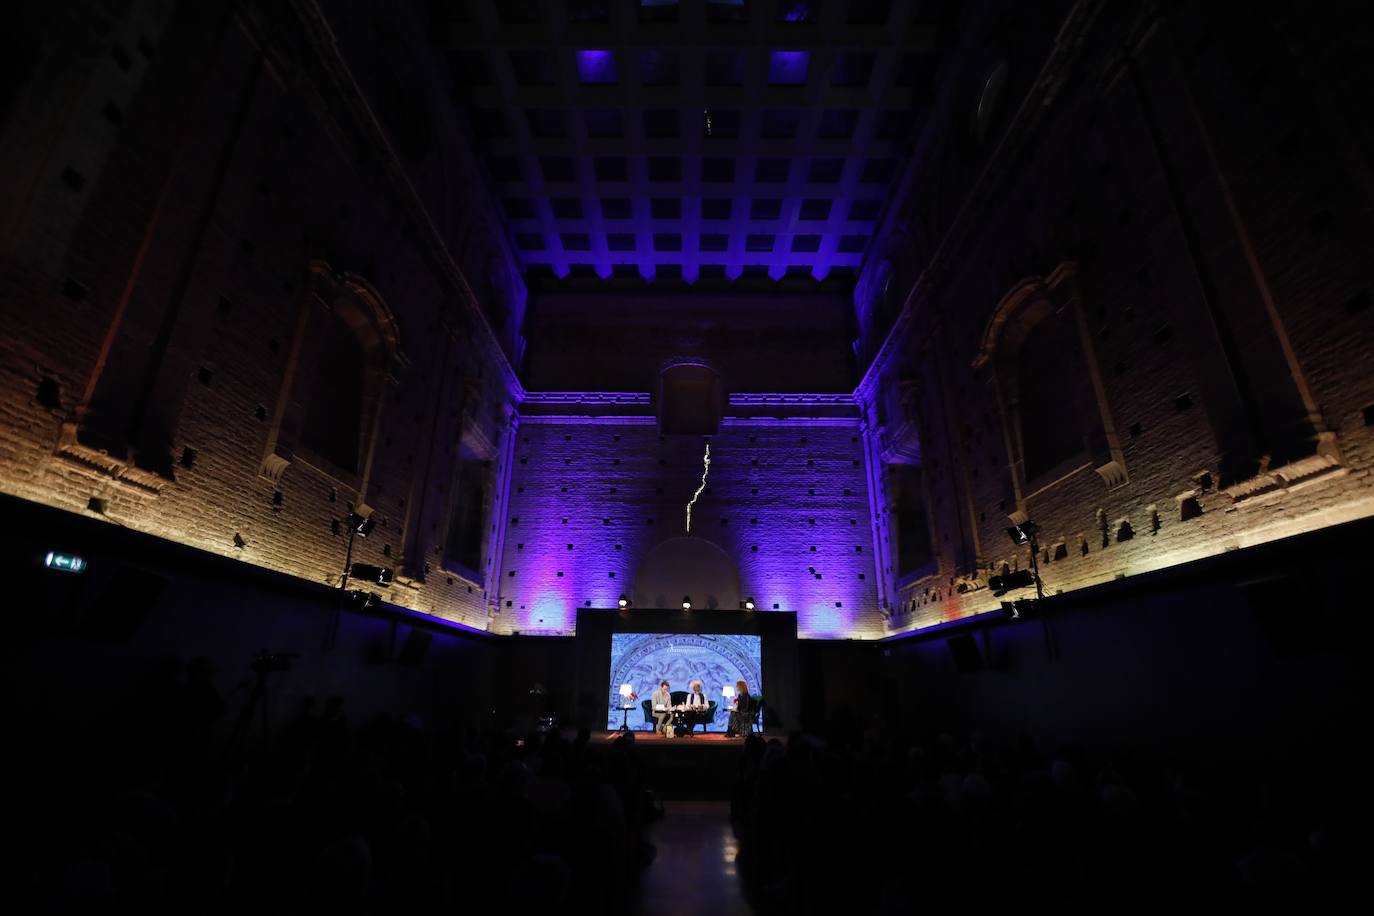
left=0, top=0, right=522, bottom=630
left=494, top=393, right=884, bottom=638
left=859, top=1, right=1374, bottom=635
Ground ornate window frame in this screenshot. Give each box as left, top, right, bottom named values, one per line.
left=259, top=260, right=405, bottom=495
left=972, top=262, right=1127, bottom=519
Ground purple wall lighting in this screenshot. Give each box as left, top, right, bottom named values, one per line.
left=768, top=51, right=810, bottom=86
left=577, top=50, right=618, bottom=85
left=494, top=405, right=885, bottom=639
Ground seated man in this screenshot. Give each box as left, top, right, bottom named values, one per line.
left=650, top=680, right=672, bottom=735
left=684, top=679, right=709, bottom=731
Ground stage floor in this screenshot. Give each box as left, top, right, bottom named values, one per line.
left=593, top=730, right=746, bottom=798
left=594, top=730, right=744, bottom=745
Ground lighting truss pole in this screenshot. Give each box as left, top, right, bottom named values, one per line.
left=325, top=508, right=373, bottom=649
left=1021, top=526, right=1056, bottom=659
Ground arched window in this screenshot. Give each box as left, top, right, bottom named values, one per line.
left=659, top=363, right=723, bottom=436
left=974, top=263, right=1126, bottom=503
left=261, top=263, right=402, bottom=486
left=444, top=443, right=491, bottom=578
left=299, top=313, right=369, bottom=471
left=887, top=463, right=935, bottom=580
left=1015, top=312, right=1086, bottom=480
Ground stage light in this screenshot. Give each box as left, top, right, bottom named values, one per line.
left=618, top=594, right=630, bottom=608
left=1005, top=520, right=1040, bottom=545
left=989, top=568, right=1035, bottom=596
left=682, top=595, right=692, bottom=610
left=349, top=563, right=393, bottom=587
left=344, top=589, right=380, bottom=611
left=347, top=503, right=376, bottom=538
left=741, top=598, right=756, bottom=610
left=1001, top=598, right=1038, bottom=621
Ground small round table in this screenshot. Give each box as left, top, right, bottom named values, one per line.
left=670, top=705, right=707, bottom=737
left=617, top=705, right=635, bottom=731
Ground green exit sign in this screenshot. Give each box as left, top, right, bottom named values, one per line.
left=44, top=551, right=87, bottom=573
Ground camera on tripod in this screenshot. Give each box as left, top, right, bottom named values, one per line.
left=251, top=649, right=299, bottom=674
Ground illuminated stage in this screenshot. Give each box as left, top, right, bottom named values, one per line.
left=592, top=730, right=745, bottom=745
left=571, top=608, right=800, bottom=738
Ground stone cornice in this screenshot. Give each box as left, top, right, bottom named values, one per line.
left=516, top=391, right=862, bottom=423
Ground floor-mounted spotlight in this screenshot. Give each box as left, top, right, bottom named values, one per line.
left=741, top=598, right=756, bottom=610
left=682, top=596, right=692, bottom=610
left=1005, top=520, right=1039, bottom=545
left=618, top=594, right=631, bottom=608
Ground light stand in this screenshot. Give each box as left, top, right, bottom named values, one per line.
left=1005, top=521, right=1058, bottom=658
left=324, top=506, right=375, bottom=649
left=223, top=649, right=298, bottom=763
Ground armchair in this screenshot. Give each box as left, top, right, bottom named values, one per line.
left=640, top=691, right=690, bottom=730
left=726, top=694, right=764, bottom=736
left=690, top=700, right=718, bottom=734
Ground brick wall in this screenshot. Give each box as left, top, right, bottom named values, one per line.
left=860, top=1, right=1374, bottom=635
left=6, top=0, right=1371, bottom=645
left=493, top=394, right=883, bottom=638
left=0, top=2, right=520, bottom=630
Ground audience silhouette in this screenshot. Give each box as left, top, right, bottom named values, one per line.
left=5, top=654, right=1361, bottom=913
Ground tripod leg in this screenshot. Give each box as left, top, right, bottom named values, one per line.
left=259, top=681, right=270, bottom=753
left=224, top=677, right=264, bottom=760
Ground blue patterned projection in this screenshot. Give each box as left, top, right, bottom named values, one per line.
left=607, top=633, right=762, bottom=730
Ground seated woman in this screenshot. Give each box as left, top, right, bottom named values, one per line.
left=684, top=679, right=709, bottom=731
left=726, top=679, right=753, bottom=737
left=650, top=680, right=673, bottom=735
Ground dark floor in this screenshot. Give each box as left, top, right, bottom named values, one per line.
left=634, top=800, right=751, bottom=916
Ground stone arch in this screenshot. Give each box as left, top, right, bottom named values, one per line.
left=316, top=264, right=403, bottom=373
left=658, top=360, right=723, bottom=436
left=972, top=271, right=1061, bottom=370
left=632, top=536, right=741, bottom=610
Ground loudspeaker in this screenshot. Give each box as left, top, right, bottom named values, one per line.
left=947, top=633, right=985, bottom=673
left=397, top=628, right=432, bottom=667
left=79, top=566, right=167, bottom=643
